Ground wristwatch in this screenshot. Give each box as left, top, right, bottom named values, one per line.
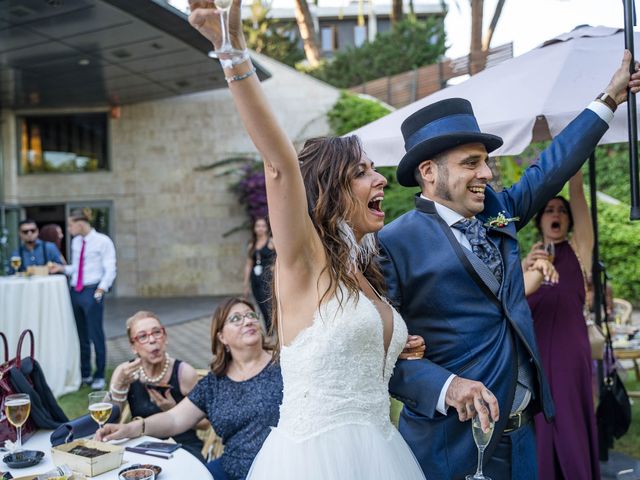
left=596, top=92, right=617, bottom=112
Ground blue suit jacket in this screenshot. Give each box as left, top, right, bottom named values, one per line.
left=378, top=108, right=608, bottom=479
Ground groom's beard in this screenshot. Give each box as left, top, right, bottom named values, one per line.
left=434, top=163, right=452, bottom=202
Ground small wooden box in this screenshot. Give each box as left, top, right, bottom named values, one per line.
left=51, top=439, right=124, bottom=477
left=26, top=265, right=49, bottom=276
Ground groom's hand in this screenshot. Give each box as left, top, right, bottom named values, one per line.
left=445, top=376, right=499, bottom=432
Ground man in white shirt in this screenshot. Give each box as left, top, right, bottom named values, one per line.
left=51, top=209, right=116, bottom=390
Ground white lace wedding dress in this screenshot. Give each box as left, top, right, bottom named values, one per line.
left=247, top=288, right=426, bottom=479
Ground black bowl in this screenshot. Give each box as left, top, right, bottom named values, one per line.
left=2, top=450, right=44, bottom=468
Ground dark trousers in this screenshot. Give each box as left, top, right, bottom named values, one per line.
left=480, top=422, right=538, bottom=480
left=70, top=285, right=106, bottom=379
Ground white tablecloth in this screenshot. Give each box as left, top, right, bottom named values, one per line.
left=0, top=275, right=81, bottom=397
left=2, top=432, right=213, bottom=479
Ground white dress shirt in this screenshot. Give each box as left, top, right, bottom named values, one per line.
left=64, top=229, right=117, bottom=292
left=424, top=99, right=614, bottom=415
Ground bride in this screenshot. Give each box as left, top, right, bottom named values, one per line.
left=189, top=3, right=427, bottom=479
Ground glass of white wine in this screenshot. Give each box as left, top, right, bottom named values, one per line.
left=10, top=256, right=22, bottom=274
left=88, top=391, right=113, bottom=435
left=466, top=412, right=494, bottom=480
left=4, top=393, right=31, bottom=451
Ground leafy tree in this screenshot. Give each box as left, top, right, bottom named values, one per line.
left=307, top=16, right=446, bottom=88
left=243, top=0, right=304, bottom=67
left=328, top=92, right=392, bottom=136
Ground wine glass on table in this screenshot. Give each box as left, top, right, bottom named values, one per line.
left=88, top=391, right=113, bottom=437
left=190, top=0, right=245, bottom=61
left=466, top=410, right=495, bottom=480
left=4, top=394, right=31, bottom=451
left=10, top=256, right=22, bottom=275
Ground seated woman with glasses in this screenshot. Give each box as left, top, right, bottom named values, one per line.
left=98, top=298, right=283, bottom=480
left=108, top=311, right=205, bottom=461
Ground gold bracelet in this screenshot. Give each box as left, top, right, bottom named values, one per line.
left=132, top=416, right=145, bottom=436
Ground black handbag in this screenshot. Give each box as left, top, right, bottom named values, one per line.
left=596, top=323, right=632, bottom=461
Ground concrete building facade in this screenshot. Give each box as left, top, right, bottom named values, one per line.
left=1, top=53, right=339, bottom=296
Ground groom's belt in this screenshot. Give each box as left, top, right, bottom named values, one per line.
left=503, top=406, right=533, bottom=434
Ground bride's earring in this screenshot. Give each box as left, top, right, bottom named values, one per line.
left=337, top=219, right=378, bottom=271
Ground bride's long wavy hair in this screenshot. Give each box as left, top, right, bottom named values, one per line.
left=271, top=136, right=386, bottom=351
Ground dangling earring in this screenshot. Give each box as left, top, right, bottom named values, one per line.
left=338, top=219, right=359, bottom=272
left=337, top=219, right=378, bottom=271
left=224, top=344, right=230, bottom=353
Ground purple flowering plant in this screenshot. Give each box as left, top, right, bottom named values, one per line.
left=195, top=155, right=268, bottom=235
left=233, top=162, right=269, bottom=222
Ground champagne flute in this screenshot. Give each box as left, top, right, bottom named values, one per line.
left=538, top=242, right=555, bottom=286
left=466, top=412, right=494, bottom=480
left=4, top=394, right=31, bottom=451
left=88, top=391, right=113, bottom=435
left=190, top=0, right=245, bottom=60
left=10, top=256, right=22, bottom=274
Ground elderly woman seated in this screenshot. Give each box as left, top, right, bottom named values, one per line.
left=108, top=311, right=205, bottom=460
left=99, top=298, right=283, bottom=480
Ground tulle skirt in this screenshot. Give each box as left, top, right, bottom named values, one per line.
left=246, top=423, right=426, bottom=480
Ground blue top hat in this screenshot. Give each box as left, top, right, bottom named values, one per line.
left=397, top=98, right=503, bottom=187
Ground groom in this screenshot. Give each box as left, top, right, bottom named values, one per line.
left=378, top=52, right=637, bottom=479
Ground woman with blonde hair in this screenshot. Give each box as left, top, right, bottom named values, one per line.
left=108, top=311, right=204, bottom=460
left=187, top=3, right=426, bottom=479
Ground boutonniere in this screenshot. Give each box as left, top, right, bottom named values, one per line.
left=484, top=211, right=520, bottom=229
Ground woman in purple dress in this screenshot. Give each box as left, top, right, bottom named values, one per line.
left=523, top=171, right=600, bottom=480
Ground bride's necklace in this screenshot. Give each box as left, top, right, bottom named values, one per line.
left=138, top=355, right=170, bottom=383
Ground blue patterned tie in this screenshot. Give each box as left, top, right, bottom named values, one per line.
left=452, top=218, right=503, bottom=284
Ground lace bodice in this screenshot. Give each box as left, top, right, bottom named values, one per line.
left=277, top=288, right=408, bottom=440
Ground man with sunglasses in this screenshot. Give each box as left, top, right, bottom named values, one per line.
left=8, top=219, right=63, bottom=274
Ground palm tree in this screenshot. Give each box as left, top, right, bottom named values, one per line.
left=294, top=0, right=322, bottom=66
left=468, top=0, right=506, bottom=74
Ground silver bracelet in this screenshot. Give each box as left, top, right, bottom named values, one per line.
left=219, top=49, right=250, bottom=69
left=225, top=66, right=257, bottom=84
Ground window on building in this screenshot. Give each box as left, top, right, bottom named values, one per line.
left=18, top=113, right=109, bottom=174
left=354, top=25, right=367, bottom=47
left=321, top=26, right=337, bottom=52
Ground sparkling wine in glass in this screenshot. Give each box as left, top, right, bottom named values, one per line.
left=10, top=256, right=22, bottom=273
left=88, top=391, right=113, bottom=432
left=4, top=394, right=31, bottom=451
left=466, top=413, right=495, bottom=480
left=543, top=242, right=555, bottom=263
left=538, top=242, right=556, bottom=286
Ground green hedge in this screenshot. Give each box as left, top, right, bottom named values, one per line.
left=328, top=91, right=392, bottom=136
left=306, top=16, right=446, bottom=89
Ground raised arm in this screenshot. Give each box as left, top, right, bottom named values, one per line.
left=189, top=2, right=328, bottom=345
left=568, top=171, right=593, bottom=275
left=188, top=3, right=322, bottom=275
left=501, top=51, right=640, bottom=227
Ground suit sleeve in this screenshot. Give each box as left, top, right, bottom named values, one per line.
left=500, top=108, right=608, bottom=228
left=379, top=235, right=454, bottom=419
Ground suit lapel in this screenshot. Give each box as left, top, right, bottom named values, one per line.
left=415, top=196, right=502, bottom=309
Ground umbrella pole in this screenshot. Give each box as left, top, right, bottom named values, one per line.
left=623, top=0, right=640, bottom=220
left=588, top=151, right=608, bottom=459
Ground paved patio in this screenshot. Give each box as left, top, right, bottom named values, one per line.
left=104, top=296, right=224, bottom=369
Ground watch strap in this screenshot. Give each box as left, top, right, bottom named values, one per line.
left=596, top=92, right=617, bottom=112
